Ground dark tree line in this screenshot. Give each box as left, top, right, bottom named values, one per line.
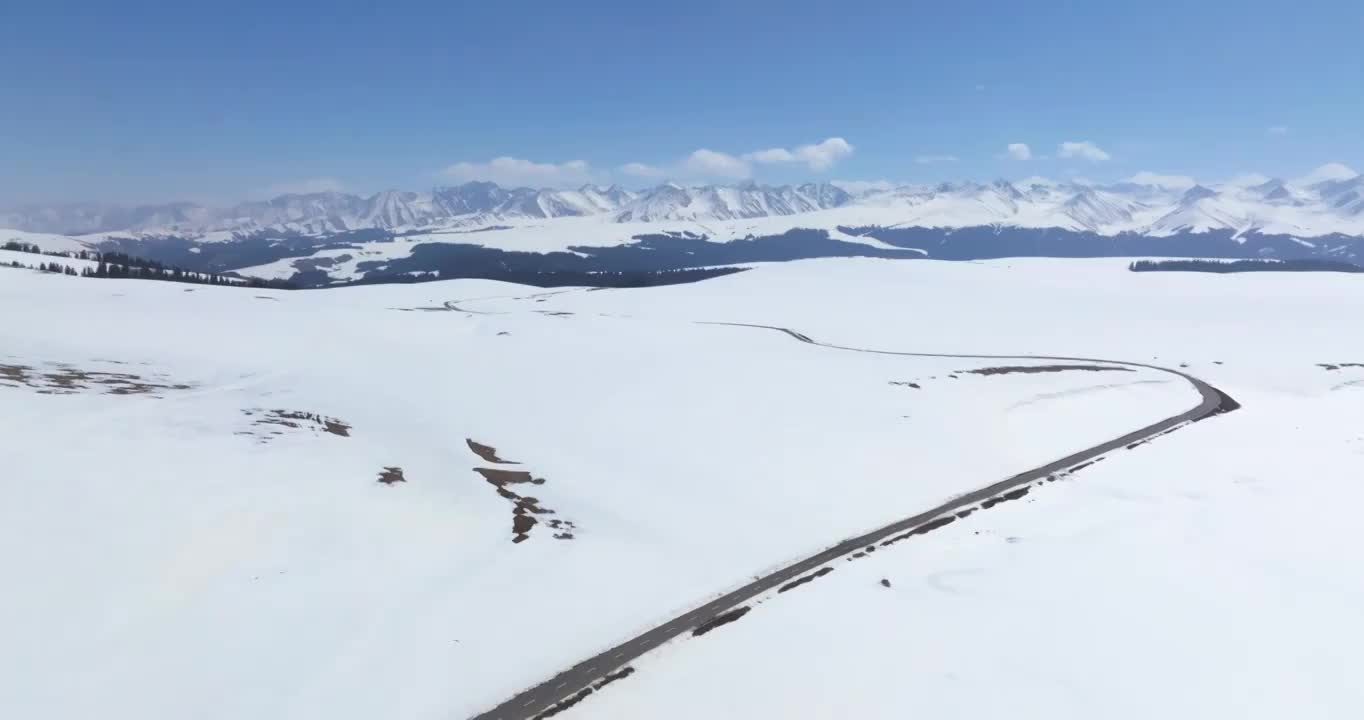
left=3, top=241, right=45, bottom=254
left=7, top=259, right=80, bottom=275
left=84, top=253, right=242, bottom=286
left=1129, top=259, right=1364, bottom=274
left=2, top=240, right=98, bottom=260
left=4, top=241, right=293, bottom=289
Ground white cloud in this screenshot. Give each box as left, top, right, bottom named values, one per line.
left=1295, top=163, right=1359, bottom=185
left=440, top=137, right=855, bottom=187
left=1224, top=173, right=1271, bottom=188
left=440, top=156, right=596, bottom=187
left=1128, top=171, right=1196, bottom=189
left=266, top=177, right=345, bottom=196
left=914, top=154, right=960, bottom=165
left=832, top=179, right=897, bottom=194
left=795, top=137, right=855, bottom=170
left=1267, top=126, right=1290, bottom=137
left=1058, top=141, right=1111, bottom=162
left=683, top=149, right=751, bottom=179
left=744, top=148, right=794, bottom=164
left=619, top=162, right=666, bottom=179
left=1006, top=143, right=1032, bottom=161
left=743, top=137, right=855, bottom=172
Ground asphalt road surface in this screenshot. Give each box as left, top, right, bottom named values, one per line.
left=469, top=322, right=1238, bottom=720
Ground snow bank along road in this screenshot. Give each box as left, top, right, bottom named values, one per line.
left=469, top=321, right=1239, bottom=720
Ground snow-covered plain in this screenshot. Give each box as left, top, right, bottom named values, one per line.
left=588, top=384, right=1364, bottom=720
left=0, top=248, right=100, bottom=272
left=236, top=242, right=423, bottom=282
left=2, top=257, right=1362, bottom=719
left=0, top=228, right=93, bottom=253
left=523, top=259, right=1364, bottom=719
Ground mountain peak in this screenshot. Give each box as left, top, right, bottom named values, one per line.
left=9, top=176, right=1364, bottom=238
left=1180, top=185, right=1218, bottom=204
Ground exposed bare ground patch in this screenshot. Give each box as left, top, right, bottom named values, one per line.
left=692, top=606, right=751, bottom=636
left=239, top=409, right=351, bottom=443
left=966, top=364, right=1133, bottom=376
left=377, top=467, right=406, bottom=485
left=474, top=467, right=543, bottom=486
left=532, top=667, right=636, bottom=720
left=778, top=566, right=835, bottom=593
left=1319, top=363, right=1364, bottom=371
left=471, top=443, right=577, bottom=543
left=0, top=362, right=193, bottom=396
left=467, top=439, right=518, bottom=464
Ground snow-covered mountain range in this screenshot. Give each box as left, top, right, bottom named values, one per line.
left=5, top=164, right=1362, bottom=241
left=0, top=182, right=851, bottom=238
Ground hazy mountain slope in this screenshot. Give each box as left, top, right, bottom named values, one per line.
left=7, top=165, right=1361, bottom=241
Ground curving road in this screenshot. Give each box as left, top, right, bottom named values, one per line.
left=469, top=322, right=1239, bottom=720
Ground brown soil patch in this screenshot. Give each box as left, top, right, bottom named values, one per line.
left=0, top=362, right=192, bottom=396
left=966, top=364, right=1132, bottom=376
left=531, top=668, right=638, bottom=720
left=511, top=512, right=537, bottom=539
left=592, top=666, right=636, bottom=690
left=241, top=409, right=352, bottom=443
left=881, top=514, right=958, bottom=548
left=378, top=467, right=406, bottom=485
left=692, top=606, right=751, bottom=636
left=474, top=468, right=544, bottom=486
left=475, top=452, right=576, bottom=543
left=778, top=566, right=835, bottom=593
left=981, top=485, right=1031, bottom=509
left=546, top=517, right=578, bottom=540
left=467, top=439, right=518, bottom=464
left=0, top=364, right=27, bottom=385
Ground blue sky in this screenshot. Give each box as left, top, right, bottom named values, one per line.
left=2, top=0, right=1360, bottom=203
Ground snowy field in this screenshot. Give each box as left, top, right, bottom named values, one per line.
left=0, top=248, right=100, bottom=272
left=0, top=228, right=93, bottom=254
left=2, top=257, right=1361, bottom=719
left=532, top=259, right=1364, bottom=719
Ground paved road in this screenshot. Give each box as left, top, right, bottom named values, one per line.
left=469, top=322, right=1238, bottom=720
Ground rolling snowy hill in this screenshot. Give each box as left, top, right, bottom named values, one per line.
left=3, top=257, right=1363, bottom=720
